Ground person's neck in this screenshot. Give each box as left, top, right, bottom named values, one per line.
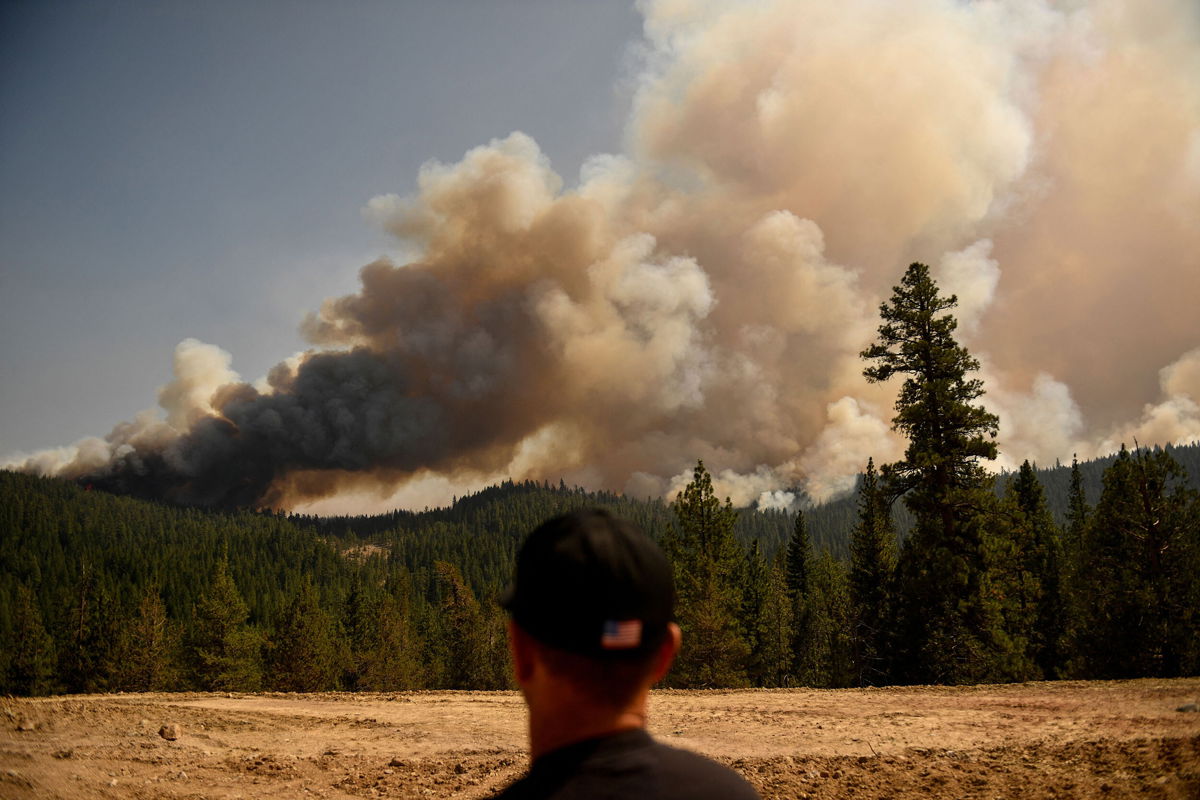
left=527, top=695, right=647, bottom=762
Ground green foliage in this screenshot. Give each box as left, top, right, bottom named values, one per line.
left=343, top=576, right=424, bottom=691
left=786, top=511, right=813, bottom=600
left=862, top=263, right=1008, bottom=684
left=791, top=550, right=854, bottom=687
left=664, top=461, right=750, bottom=688
left=270, top=577, right=347, bottom=692
left=989, top=461, right=1065, bottom=679
left=2, top=583, right=56, bottom=695
left=60, top=564, right=121, bottom=692
left=848, top=459, right=897, bottom=685
left=434, top=561, right=509, bottom=690
left=109, top=586, right=178, bottom=691
left=743, top=547, right=793, bottom=687
left=359, top=592, right=424, bottom=690
left=861, top=262, right=999, bottom=506
left=2, top=427, right=1199, bottom=696
left=1071, top=445, right=1200, bottom=677
left=1065, top=456, right=1090, bottom=548
left=189, top=556, right=264, bottom=691
left=784, top=507, right=854, bottom=688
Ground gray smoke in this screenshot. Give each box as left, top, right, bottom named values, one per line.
left=9, top=0, right=1200, bottom=510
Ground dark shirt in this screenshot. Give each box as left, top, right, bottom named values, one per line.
left=494, top=729, right=761, bottom=799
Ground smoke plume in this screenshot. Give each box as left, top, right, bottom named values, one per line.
left=8, top=0, right=1200, bottom=510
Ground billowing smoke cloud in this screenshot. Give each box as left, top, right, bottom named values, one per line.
left=8, top=0, right=1200, bottom=509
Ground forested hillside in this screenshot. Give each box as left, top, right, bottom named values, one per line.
left=3, top=264, right=1198, bottom=695
left=3, top=441, right=1197, bottom=695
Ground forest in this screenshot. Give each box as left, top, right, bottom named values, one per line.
left=2, top=263, right=1198, bottom=695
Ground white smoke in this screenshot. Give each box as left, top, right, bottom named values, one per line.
left=9, top=0, right=1200, bottom=510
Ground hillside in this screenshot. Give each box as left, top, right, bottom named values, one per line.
left=2, top=441, right=1197, bottom=695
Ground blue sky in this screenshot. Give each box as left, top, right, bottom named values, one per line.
left=0, top=0, right=643, bottom=456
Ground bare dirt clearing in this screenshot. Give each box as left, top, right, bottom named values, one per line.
left=2, top=679, right=1198, bottom=799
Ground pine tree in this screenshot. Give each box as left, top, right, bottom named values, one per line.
left=1013, top=461, right=1064, bottom=676
left=990, top=461, right=1064, bottom=680
left=60, top=563, right=120, bottom=692
left=861, top=262, right=1005, bottom=684
left=3, top=584, right=56, bottom=696
left=793, top=551, right=853, bottom=687
left=786, top=511, right=813, bottom=600
left=435, top=561, right=505, bottom=689
left=663, top=461, right=750, bottom=688
left=1065, top=455, right=1090, bottom=550
left=848, top=459, right=897, bottom=685
left=743, top=542, right=795, bottom=686
left=359, top=592, right=424, bottom=690
left=189, top=555, right=264, bottom=691
left=110, top=586, right=176, bottom=691
left=755, top=553, right=795, bottom=687
left=785, top=510, right=815, bottom=683
left=341, top=575, right=374, bottom=690
left=741, top=541, right=768, bottom=667
left=1059, top=455, right=1091, bottom=676
left=270, top=577, right=346, bottom=692
left=1074, top=446, right=1200, bottom=677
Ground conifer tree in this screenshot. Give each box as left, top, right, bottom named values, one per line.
left=786, top=511, right=813, bottom=600
left=861, top=262, right=1004, bottom=684
left=848, top=459, right=897, bottom=685
left=270, top=577, right=346, bottom=692
left=1074, top=446, right=1200, bottom=677
left=1059, top=455, right=1091, bottom=675
left=1013, top=461, right=1065, bottom=676
left=743, top=542, right=794, bottom=686
left=435, top=561, right=507, bottom=689
left=756, top=554, right=796, bottom=687
left=991, top=461, right=1064, bottom=680
left=664, top=461, right=750, bottom=688
left=359, top=592, right=424, bottom=690
left=741, top=541, right=768, bottom=664
left=189, top=555, right=264, bottom=691
left=3, top=584, right=56, bottom=696
left=60, top=563, right=120, bottom=692
left=110, top=586, right=176, bottom=691
left=341, top=575, right=374, bottom=690
left=793, top=551, right=853, bottom=687
left=785, top=510, right=814, bottom=682
left=1065, top=455, right=1090, bottom=550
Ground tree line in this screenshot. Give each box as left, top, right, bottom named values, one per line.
left=2, top=263, right=1197, bottom=693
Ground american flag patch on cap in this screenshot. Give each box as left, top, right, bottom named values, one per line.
left=600, top=619, right=643, bottom=649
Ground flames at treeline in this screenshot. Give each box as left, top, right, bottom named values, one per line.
left=9, top=0, right=1200, bottom=511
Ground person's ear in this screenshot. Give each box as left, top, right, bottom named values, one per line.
left=650, top=622, right=681, bottom=684
left=509, top=620, right=536, bottom=685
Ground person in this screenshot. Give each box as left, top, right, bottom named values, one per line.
left=495, top=508, right=762, bottom=799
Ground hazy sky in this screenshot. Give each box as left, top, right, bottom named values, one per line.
left=4, top=0, right=1198, bottom=512
left=0, top=0, right=642, bottom=457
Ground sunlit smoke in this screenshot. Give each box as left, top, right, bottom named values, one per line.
left=7, top=0, right=1199, bottom=509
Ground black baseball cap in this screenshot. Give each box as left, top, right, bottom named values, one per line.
left=500, top=508, right=675, bottom=658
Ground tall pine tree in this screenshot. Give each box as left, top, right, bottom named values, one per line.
left=189, top=554, right=264, bottom=691
left=1074, top=446, right=1200, bottom=677
left=743, top=542, right=794, bottom=686
left=848, top=459, right=897, bottom=685
left=3, top=584, right=56, bottom=695
left=664, top=461, right=750, bottom=688
left=861, top=262, right=1005, bottom=684
left=990, top=461, right=1064, bottom=680
left=110, top=586, right=176, bottom=691
left=270, top=577, right=346, bottom=692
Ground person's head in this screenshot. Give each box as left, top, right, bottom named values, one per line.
left=501, top=508, right=680, bottom=711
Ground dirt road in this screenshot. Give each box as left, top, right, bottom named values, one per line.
left=3, top=679, right=1198, bottom=799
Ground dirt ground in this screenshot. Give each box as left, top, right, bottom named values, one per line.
left=2, top=679, right=1198, bottom=799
